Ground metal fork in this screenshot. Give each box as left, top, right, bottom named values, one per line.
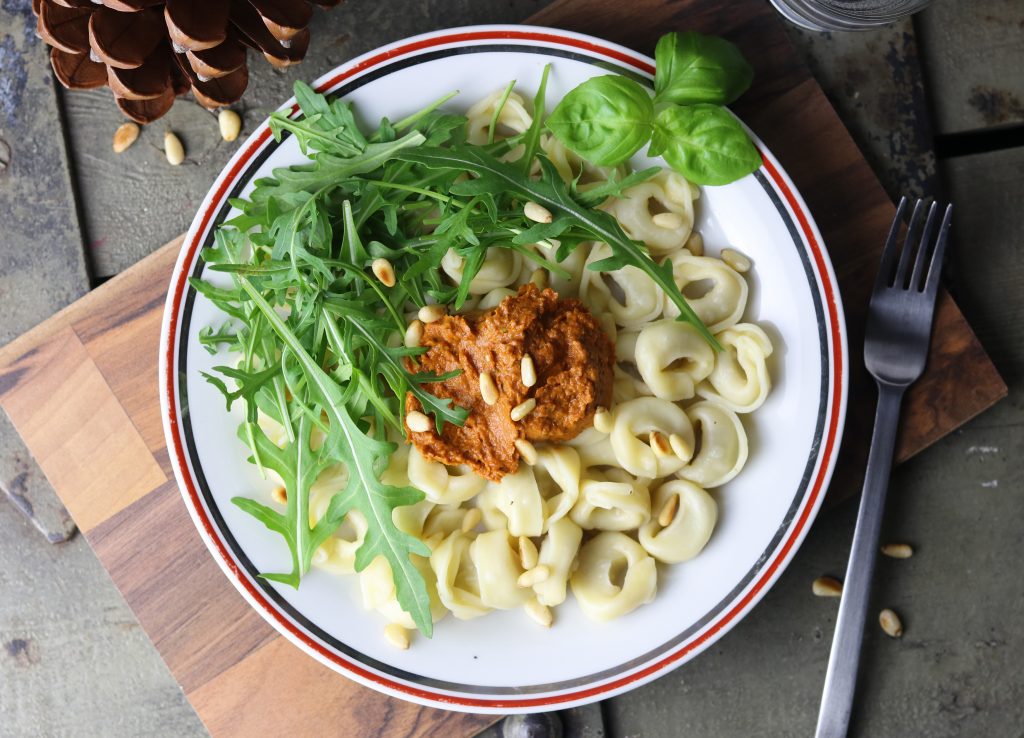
left=815, top=197, right=954, bottom=738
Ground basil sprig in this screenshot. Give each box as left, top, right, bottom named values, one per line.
left=547, top=31, right=760, bottom=186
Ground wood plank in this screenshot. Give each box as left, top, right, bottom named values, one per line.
left=916, top=0, right=1024, bottom=134
left=0, top=327, right=166, bottom=531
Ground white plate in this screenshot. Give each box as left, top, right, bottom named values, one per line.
left=159, top=25, right=848, bottom=713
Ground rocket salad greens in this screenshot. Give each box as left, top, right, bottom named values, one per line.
left=195, top=31, right=757, bottom=637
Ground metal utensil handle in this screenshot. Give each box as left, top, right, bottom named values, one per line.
left=815, top=382, right=905, bottom=738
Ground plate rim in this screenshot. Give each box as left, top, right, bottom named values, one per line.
left=159, top=24, right=849, bottom=713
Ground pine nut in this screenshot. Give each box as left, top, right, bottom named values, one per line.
left=669, top=433, right=692, bottom=461
left=686, top=232, right=704, bottom=256
left=879, top=608, right=903, bottom=637
left=418, top=304, right=447, bottom=323
left=529, top=269, right=548, bottom=289
left=164, top=131, right=185, bottom=165
left=479, top=371, right=499, bottom=406
left=521, top=354, right=537, bottom=387
left=721, top=248, right=751, bottom=273
left=652, top=212, right=684, bottom=230
left=271, top=486, right=287, bottom=505
left=404, top=319, right=423, bottom=348
left=517, top=564, right=550, bottom=588
left=881, top=543, right=914, bottom=559
left=593, top=406, right=613, bottom=434
left=510, top=398, right=536, bottom=422
left=384, top=623, right=410, bottom=649
left=649, top=431, right=672, bottom=457
left=406, top=410, right=431, bottom=433
left=525, top=598, right=553, bottom=628
left=514, top=438, right=538, bottom=465
left=218, top=108, right=241, bottom=141
left=372, top=257, right=396, bottom=287
left=657, top=493, right=679, bottom=527
left=812, top=576, right=843, bottom=597
left=112, top=122, right=139, bottom=153
left=461, top=507, right=482, bottom=533
left=518, top=536, right=539, bottom=570
left=524, top=201, right=553, bottom=224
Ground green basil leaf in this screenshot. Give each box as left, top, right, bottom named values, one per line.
left=650, top=105, right=761, bottom=186
left=546, top=75, right=654, bottom=166
left=653, top=31, right=753, bottom=106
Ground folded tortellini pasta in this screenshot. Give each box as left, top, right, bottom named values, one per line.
left=605, top=170, right=699, bottom=255
left=639, top=480, right=718, bottom=564
left=571, top=532, right=658, bottom=622
left=698, top=323, right=774, bottom=413
left=478, top=446, right=581, bottom=536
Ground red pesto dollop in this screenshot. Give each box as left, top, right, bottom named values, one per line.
left=404, top=284, right=615, bottom=481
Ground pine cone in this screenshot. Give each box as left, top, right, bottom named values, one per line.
left=33, top=0, right=341, bottom=124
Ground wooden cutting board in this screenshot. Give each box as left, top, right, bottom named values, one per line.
left=0, top=0, right=1007, bottom=735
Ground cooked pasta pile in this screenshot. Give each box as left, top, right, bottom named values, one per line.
left=255, top=89, right=775, bottom=647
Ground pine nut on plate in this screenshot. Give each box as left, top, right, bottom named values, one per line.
left=721, top=247, right=751, bottom=272
left=510, top=397, right=536, bottom=422
left=521, top=354, right=537, bottom=387
left=418, top=304, right=447, bottom=323
left=652, top=212, right=684, bottom=229
left=514, top=438, right=538, bottom=465
left=406, top=410, right=431, bottom=433
left=404, top=319, right=423, bottom=348
left=525, top=599, right=552, bottom=628
left=372, top=257, right=397, bottom=287
left=524, top=201, right=553, bottom=223
left=384, top=623, right=410, bottom=649
left=479, top=371, right=499, bottom=405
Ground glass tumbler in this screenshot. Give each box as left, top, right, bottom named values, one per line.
left=769, top=0, right=932, bottom=31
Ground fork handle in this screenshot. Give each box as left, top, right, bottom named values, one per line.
left=815, top=382, right=905, bottom=738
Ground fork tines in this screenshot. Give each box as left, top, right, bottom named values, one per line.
left=875, top=197, right=954, bottom=295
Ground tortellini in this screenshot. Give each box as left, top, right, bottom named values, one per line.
left=442, top=247, right=523, bottom=295
left=677, top=401, right=749, bottom=488
left=663, top=250, right=748, bottom=333
left=465, top=89, right=533, bottom=144
left=605, top=170, right=699, bottom=255
left=697, top=323, right=774, bottom=413
left=408, top=445, right=488, bottom=505
left=570, top=532, right=658, bottom=622
left=478, top=446, right=581, bottom=536
left=360, top=554, right=447, bottom=628
left=533, top=517, right=583, bottom=607
left=639, top=480, right=718, bottom=564
left=579, top=243, right=663, bottom=329
left=471, top=530, right=531, bottom=610
left=540, top=134, right=620, bottom=187
left=634, top=320, right=716, bottom=401
left=430, top=531, right=489, bottom=620
left=570, top=468, right=651, bottom=531
left=609, top=397, right=695, bottom=478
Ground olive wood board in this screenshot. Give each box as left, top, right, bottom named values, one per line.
left=0, top=0, right=1006, bottom=735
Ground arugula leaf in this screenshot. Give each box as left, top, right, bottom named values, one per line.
left=654, top=31, right=753, bottom=106
left=650, top=104, right=761, bottom=186
left=546, top=75, right=654, bottom=166
left=398, top=145, right=720, bottom=347
left=237, top=276, right=435, bottom=636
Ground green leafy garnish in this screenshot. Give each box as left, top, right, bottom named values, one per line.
left=653, top=31, right=753, bottom=106
left=548, top=30, right=760, bottom=185
left=650, top=104, right=761, bottom=186
left=546, top=75, right=654, bottom=166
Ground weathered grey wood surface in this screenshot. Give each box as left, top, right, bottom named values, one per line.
left=916, top=0, right=1024, bottom=133
left=2, top=1, right=1022, bottom=737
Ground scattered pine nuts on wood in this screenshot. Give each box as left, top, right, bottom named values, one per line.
left=164, top=131, right=184, bottom=165
left=879, top=608, right=903, bottom=638
left=112, top=122, right=139, bottom=153
left=812, top=576, right=843, bottom=597
left=218, top=109, right=242, bottom=141
left=881, top=542, right=914, bottom=559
